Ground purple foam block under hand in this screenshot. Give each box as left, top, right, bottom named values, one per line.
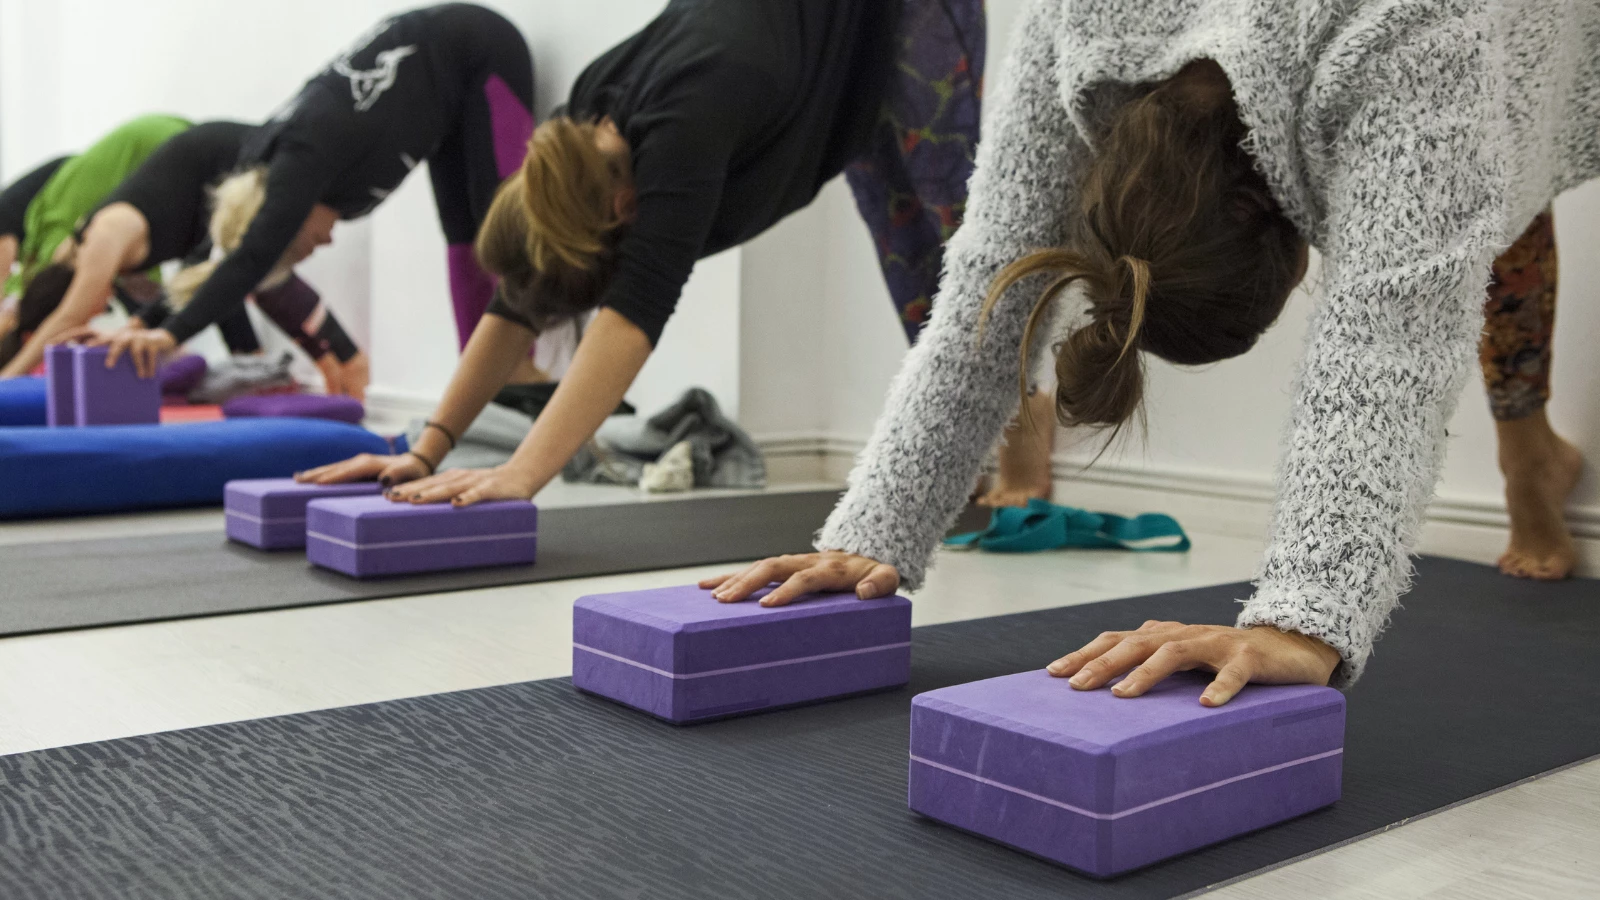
left=572, top=585, right=913, bottom=724
left=908, top=670, right=1344, bottom=878
left=72, top=345, right=161, bottom=426
left=222, top=392, right=365, bottom=424
left=45, top=344, right=77, bottom=427
left=224, top=478, right=384, bottom=550
left=305, top=495, right=537, bottom=577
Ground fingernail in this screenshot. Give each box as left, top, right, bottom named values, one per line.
left=1111, top=681, right=1131, bottom=696
left=1069, top=673, right=1090, bottom=688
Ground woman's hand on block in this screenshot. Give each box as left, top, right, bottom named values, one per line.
left=382, top=465, right=539, bottom=507
left=93, top=326, right=176, bottom=378
left=297, top=453, right=429, bottom=487
left=317, top=352, right=370, bottom=402
left=699, top=551, right=902, bottom=608
left=1046, top=621, right=1341, bottom=707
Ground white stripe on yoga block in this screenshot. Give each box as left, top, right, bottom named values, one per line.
left=909, top=747, right=1343, bottom=821
left=225, top=509, right=305, bottom=526
left=573, top=641, right=912, bottom=680
left=306, top=530, right=538, bottom=550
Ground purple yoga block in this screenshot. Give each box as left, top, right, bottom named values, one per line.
left=72, top=345, right=160, bottom=425
left=572, top=586, right=912, bottom=724
left=908, top=670, right=1344, bottom=878
left=305, top=495, right=537, bottom=577
left=224, top=478, right=384, bottom=550
left=45, top=344, right=76, bottom=427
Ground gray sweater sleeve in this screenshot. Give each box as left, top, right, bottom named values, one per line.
left=815, top=0, right=1088, bottom=589
left=1236, top=7, right=1509, bottom=686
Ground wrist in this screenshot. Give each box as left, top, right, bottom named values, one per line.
left=1284, top=629, right=1341, bottom=682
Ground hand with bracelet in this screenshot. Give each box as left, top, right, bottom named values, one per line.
left=296, top=420, right=461, bottom=488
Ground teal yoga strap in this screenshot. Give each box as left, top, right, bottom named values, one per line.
left=944, top=499, right=1190, bottom=553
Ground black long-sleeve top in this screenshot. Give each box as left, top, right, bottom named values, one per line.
left=161, top=3, right=524, bottom=344
left=488, top=0, right=898, bottom=345
left=0, top=157, right=69, bottom=244
left=94, top=121, right=254, bottom=268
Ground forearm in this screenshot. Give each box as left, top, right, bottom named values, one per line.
left=1239, top=262, right=1485, bottom=686
left=816, top=0, right=1078, bottom=589
left=500, top=308, right=652, bottom=495
left=411, top=312, right=539, bottom=465
left=0, top=256, right=116, bottom=377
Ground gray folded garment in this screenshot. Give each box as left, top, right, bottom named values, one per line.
left=564, top=388, right=766, bottom=489
left=406, top=388, right=765, bottom=490
left=189, top=352, right=297, bottom=404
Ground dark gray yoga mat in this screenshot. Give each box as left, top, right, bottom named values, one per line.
left=2, top=557, right=1596, bottom=899
left=0, top=489, right=934, bottom=636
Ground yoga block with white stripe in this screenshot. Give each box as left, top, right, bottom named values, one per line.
left=909, top=670, right=1344, bottom=877
left=44, top=345, right=76, bottom=427
left=305, top=496, right=537, bottom=577
left=72, top=345, right=160, bottom=425
left=572, top=586, right=912, bottom=724
left=224, top=478, right=383, bottom=550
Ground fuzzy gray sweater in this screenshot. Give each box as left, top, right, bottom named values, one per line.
left=817, top=0, right=1600, bottom=686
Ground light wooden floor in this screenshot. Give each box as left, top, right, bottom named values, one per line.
left=0, top=483, right=1594, bottom=898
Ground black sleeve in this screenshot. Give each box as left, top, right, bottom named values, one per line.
left=485, top=285, right=536, bottom=330
left=160, top=148, right=332, bottom=344
left=596, top=87, right=751, bottom=345
left=252, top=273, right=361, bottom=362
left=0, top=156, right=70, bottom=241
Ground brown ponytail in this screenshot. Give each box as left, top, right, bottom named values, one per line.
left=983, top=60, right=1304, bottom=444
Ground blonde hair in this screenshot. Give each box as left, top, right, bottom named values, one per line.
left=167, top=167, right=289, bottom=306
left=476, top=117, right=626, bottom=328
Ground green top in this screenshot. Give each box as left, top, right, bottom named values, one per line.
left=9, top=114, right=190, bottom=295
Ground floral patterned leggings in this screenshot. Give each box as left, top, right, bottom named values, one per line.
left=1482, top=209, right=1558, bottom=421
left=845, top=0, right=985, bottom=345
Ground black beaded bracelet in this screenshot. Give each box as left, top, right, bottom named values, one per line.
left=423, top=420, right=458, bottom=449
left=406, top=449, right=439, bottom=475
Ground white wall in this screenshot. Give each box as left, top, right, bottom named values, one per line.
left=0, top=0, right=741, bottom=418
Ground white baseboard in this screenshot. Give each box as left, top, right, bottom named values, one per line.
left=753, top=434, right=1600, bottom=577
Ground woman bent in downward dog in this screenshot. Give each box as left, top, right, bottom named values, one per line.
left=708, top=0, right=1597, bottom=703
left=299, top=0, right=1068, bottom=504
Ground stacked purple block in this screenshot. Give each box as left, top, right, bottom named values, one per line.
left=908, top=670, right=1344, bottom=877
left=44, top=344, right=77, bottom=427
left=305, top=496, right=537, bottom=577
left=71, top=345, right=160, bottom=425
left=572, top=586, right=913, bottom=724
left=224, top=478, right=384, bottom=550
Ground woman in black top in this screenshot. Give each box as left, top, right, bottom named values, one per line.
left=102, top=3, right=536, bottom=386
left=1, top=122, right=366, bottom=394
left=301, top=0, right=1009, bottom=504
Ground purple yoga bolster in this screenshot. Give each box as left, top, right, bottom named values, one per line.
left=305, top=495, right=537, bottom=577
left=71, top=345, right=160, bottom=426
left=224, top=478, right=383, bottom=550
left=157, top=354, right=208, bottom=395
left=571, top=586, right=913, bottom=723
left=908, top=670, right=1344, bottom=878
left=222, top=392, right=365, bottom=424
left=45, top=344, right=76, bottom=427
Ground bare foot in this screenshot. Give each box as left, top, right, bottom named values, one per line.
left=1497, top=415, right=1584, bottom=580
left=979, top=390, right=1056, bottom=508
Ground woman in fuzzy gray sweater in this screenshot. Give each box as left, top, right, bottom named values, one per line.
left=707, top=0, right=1597, bottom=703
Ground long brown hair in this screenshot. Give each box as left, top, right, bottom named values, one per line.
left=983, top=60, right=1303, bottom=442
left=476, top=117, right=626, bottom=330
